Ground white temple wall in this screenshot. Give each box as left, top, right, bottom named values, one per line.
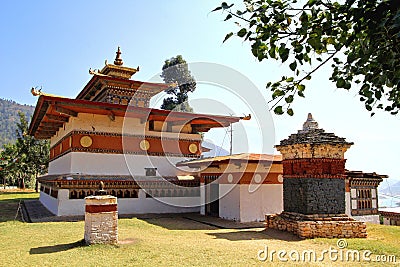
left=58, top=189, right=70, bottom=201
left=118, top=196, right=200, bottom=215
left=48, top=153, right=72, bottom=174
left=39, top=192, right=58, bottom=215
left=239, top=184, right=283, bottom=222
left=49, top=152, right=194, bottom=176
left=345, top=191, right=351, bottom=217
left=219, top=184, right=240, bottom=221
left=383, top=217, right=390, bottom=225
left=58, top=199, right=85, bottom=216
left=352, top=215, right=380, bottom=224
left=41, top=188, right=200, bottom=216
left=200, top=182, right=205, bottom=215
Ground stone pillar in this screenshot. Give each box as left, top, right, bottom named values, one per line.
left=267, top=113, right=367, bottom=238
left=84, top=195, right=118, bottom=245
left=276, top=113, right=352, bottom=215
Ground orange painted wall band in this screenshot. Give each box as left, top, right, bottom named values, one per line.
left=200, top=172, right=282, bottom=185
left=85, top=204, right=117, bottom=213
left=50, top=132, right=201, bottom=160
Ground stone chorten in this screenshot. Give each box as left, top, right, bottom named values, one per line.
left=276, top=113, right=353, bottom=214
left=265, top=113, right=367, bottom=239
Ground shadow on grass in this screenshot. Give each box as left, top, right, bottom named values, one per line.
left=29, top=240, right=86, bottom=254
left=137, top=216, right=217, bottom=230
left=137, top=216, right=301, bottom=241
left=207, top=228, right=301, bottom=242
left=0, top=198, right=38, bottom=223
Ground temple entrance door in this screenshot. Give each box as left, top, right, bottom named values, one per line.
left=205, top=176, right=219, bottom=217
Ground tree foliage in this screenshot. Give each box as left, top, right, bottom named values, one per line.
left=213, top=0, right=400, bottom=116
left=0, top=112, right=49, bottom=189
left=0, top=98, right=34, bottom=146
left=161, top=55, right=196, bottom=112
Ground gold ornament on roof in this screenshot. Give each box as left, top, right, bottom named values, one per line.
left=114, top=46, right=123, bottom=66
left=89, top=68, right=109, bottom=77
left=30, top=87, right=62, bottom=98
left=96, top=47, right=139, bottom=79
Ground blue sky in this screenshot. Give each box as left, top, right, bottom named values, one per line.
left=0, top=1, right=399, bottom=185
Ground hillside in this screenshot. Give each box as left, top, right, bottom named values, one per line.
left=0, top=99, right=35, bottom=147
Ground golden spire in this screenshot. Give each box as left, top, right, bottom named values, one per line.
left=114, top=46, right=123, bottom=66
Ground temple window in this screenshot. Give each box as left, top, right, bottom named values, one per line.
left=78, top=190, right=86, bottom=198
left=145, top=190, right=153, bottom=198
left=166, top=123, right=172, bottom=132
left=148, top=120, right=154, bottom=131
left=124, top=191, right=131, bottom=198
left=351, top=187, right=378, bottom=216
left=50, top=190, right=58, bottom=199
left=145, top=168, right=157, bottom=176
left=70, top=190, right=78, bottom=199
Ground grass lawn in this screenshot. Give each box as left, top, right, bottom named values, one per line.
left=0, top=190, right=399, bottom=266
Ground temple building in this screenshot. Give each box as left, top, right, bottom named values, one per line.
left=179, top=114, right=387, bottom=223
left=380, top=208, right=400, bottom=226
left=29, top=49, right=388, bottom=225
left=177, top=153, right=283, bottom=222
left=28, top=48, right=244, bottom=216
left=346, top=170, right=387, bottom=223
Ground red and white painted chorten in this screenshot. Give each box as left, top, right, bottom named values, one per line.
left=28, top=48, right=244, bottom=216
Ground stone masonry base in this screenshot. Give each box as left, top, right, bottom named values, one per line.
left=265, top=212, right=367, bottom=239
left=84, top=195, right=118, bottom=245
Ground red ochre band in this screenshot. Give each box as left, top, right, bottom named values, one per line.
left=85, top=204, right=118, bottom=213
left=50, top=132, right=201, bottom=160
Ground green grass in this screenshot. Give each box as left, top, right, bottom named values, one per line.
left=0, top=191, right=399, bottom=266
left=0, top=190, right=39, bottom=222
left=314, top=223, right=400, bottom=257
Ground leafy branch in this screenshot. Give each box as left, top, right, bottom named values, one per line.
left=213, top=0, right=400, bottom=116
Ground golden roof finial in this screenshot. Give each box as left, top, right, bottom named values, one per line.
left=114, top=46, right=123, bottom=66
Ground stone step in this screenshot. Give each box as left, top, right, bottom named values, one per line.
left=22, top=200, right=55, bottom=222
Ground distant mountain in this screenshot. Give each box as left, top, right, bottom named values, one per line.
left=0, top=99, right=35, bottom=147
left=380, top=181, right=400, bottom=197
left=201, top=140, right=230, bottom=158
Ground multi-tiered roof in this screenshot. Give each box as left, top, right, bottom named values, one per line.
left=28, top=48, right=244, bottom=139
left=278, top=113, right=354, bottom=146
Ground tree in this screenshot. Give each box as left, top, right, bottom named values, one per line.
left=0, top=112, right=49, bottom=189
left=213, top=0, right=400, bottom=116
left=0, top=143, right=18, bottom=188
left=161, top=55, right=196, bottom=112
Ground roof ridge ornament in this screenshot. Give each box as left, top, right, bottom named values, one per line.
left=277, top=112, right=353, bottom=146
left=89, top=68, right=109, bottom=77
left=114, top=46, right=123, bottom=66
left=300, top=112, right=319, bottom=133
left=31, top=87, right=62, bottom=98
